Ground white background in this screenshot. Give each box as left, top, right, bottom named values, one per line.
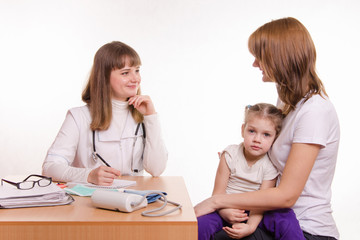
left=0, top=0, right=359, bottom=238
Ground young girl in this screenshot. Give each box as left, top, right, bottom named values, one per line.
left=195, top=17, right=339, bottom=240
left=42, top=41, right=168, bottom=185
left=198, top=103, right=303, bottom=239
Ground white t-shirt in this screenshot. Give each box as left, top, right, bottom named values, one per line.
left=269, top=95, right=339, bottom=239
left=223, top=143, right=278, bottom=194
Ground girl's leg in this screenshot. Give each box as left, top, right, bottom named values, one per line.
left=260, top=208, right=305, bottom=240
left=213, top=227, right=273, bottom=240
left=198, top=211, right=225, bottom=240
left=303, top=231, right=337, bottom=240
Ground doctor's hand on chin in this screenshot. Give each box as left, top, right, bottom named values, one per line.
left=87, top=166, right=121, bottom=186
left=128, top=95, right=156, bottom=116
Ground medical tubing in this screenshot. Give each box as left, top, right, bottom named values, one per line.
left=145, top=198, right=183, bottom=217
left=130, top=191, right=182, bottom=217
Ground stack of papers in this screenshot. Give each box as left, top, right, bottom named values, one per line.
left=0, top=183, right=74, bottom=209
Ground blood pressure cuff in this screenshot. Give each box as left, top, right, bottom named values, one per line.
left=123, top=189, right=167, bottom=204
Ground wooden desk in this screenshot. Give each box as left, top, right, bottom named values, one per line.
left=0, top=176, right=197, bottom=240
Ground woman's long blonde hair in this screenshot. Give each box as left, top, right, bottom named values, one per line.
left=248, top=17, right=327, bottom=115
left=82, top=41, right=144, bottom=131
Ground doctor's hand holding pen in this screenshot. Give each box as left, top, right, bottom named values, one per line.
left=88, top=166, right=121, bottom=186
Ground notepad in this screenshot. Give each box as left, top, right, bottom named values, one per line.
left=65, top=179, right=137, bottom=197
left=67, top=179, right=136, bottom=189
left=65, top=185, right=106, bottom=197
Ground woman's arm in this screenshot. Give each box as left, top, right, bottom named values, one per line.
left=128, top=95, right=168, bottom=177
left=42, top=111, right=89, bottom=182
left=142, top=113, right=168, bottom=176
left=194, top=143, right=320, bottom=216
left=43, top=110, right=120, bottom=184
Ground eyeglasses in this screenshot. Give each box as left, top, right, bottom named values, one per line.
left=1, top=174, right=52, bottom=190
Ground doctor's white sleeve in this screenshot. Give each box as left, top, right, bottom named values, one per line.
left=142, top=114, right=168, bottom=176
left=42, top=111, right=92, bottom=183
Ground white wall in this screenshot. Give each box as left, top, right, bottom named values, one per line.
left=0, top=0, right=359, bottom=238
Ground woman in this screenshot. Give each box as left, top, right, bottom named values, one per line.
left=195, top=17, right=339, bottom=240
left=42, top=41, right=168, bottom=185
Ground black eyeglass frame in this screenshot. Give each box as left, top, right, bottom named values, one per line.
left=1, top=174, right=52, bottom=190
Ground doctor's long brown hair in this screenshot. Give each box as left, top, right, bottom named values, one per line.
left=82, top=41, right=144, bottom=131
left=248, top=17, right=327, bottom=115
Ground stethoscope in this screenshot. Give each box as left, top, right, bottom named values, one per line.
left=92, top=123, right=146, bottom=173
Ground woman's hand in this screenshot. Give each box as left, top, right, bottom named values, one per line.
left=128, top=95, right=156, bottom=116
left=194, top=197, right=218, bottom=217
left=218, top=208, right=249, bottom=224
left=223, top=223, right=255, bottom=239
left=87, top=166, right=121, bottom=185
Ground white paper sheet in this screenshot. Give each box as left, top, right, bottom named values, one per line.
left=67, top=179, right=136, bottom=189
left=0, top=183, right=74, bottom=208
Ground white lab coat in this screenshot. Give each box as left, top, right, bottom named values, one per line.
left=42, top=104, right=168, bottom=183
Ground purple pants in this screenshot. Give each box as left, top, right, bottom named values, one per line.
left=197, top=208, right=305, bottom=240
left=198, top=211, right=225, bottom=240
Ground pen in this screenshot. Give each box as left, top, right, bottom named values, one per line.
left=92, top=131, right=112, bottom=167
left=95, top=153, right=112, bottom=167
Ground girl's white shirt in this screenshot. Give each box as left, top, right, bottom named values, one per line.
left=223, top=143, right=278, bottom=194
left=42, top=100, right=168, bottom=183
left=270, top=95, right=339, bottom=239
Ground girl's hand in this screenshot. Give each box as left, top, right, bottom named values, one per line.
left=128, top=95, right=156, bottom=116
left=223, top=223, right=254, bottom=239
left=218, top=208, right=249, bottom=224
left=87, top=166, right=121, bottom=185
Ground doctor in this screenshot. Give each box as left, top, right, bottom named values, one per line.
left=42, top=41, right=168, bottom=185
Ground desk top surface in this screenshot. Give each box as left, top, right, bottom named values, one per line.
left=0, top=176, right=196, bottom=223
